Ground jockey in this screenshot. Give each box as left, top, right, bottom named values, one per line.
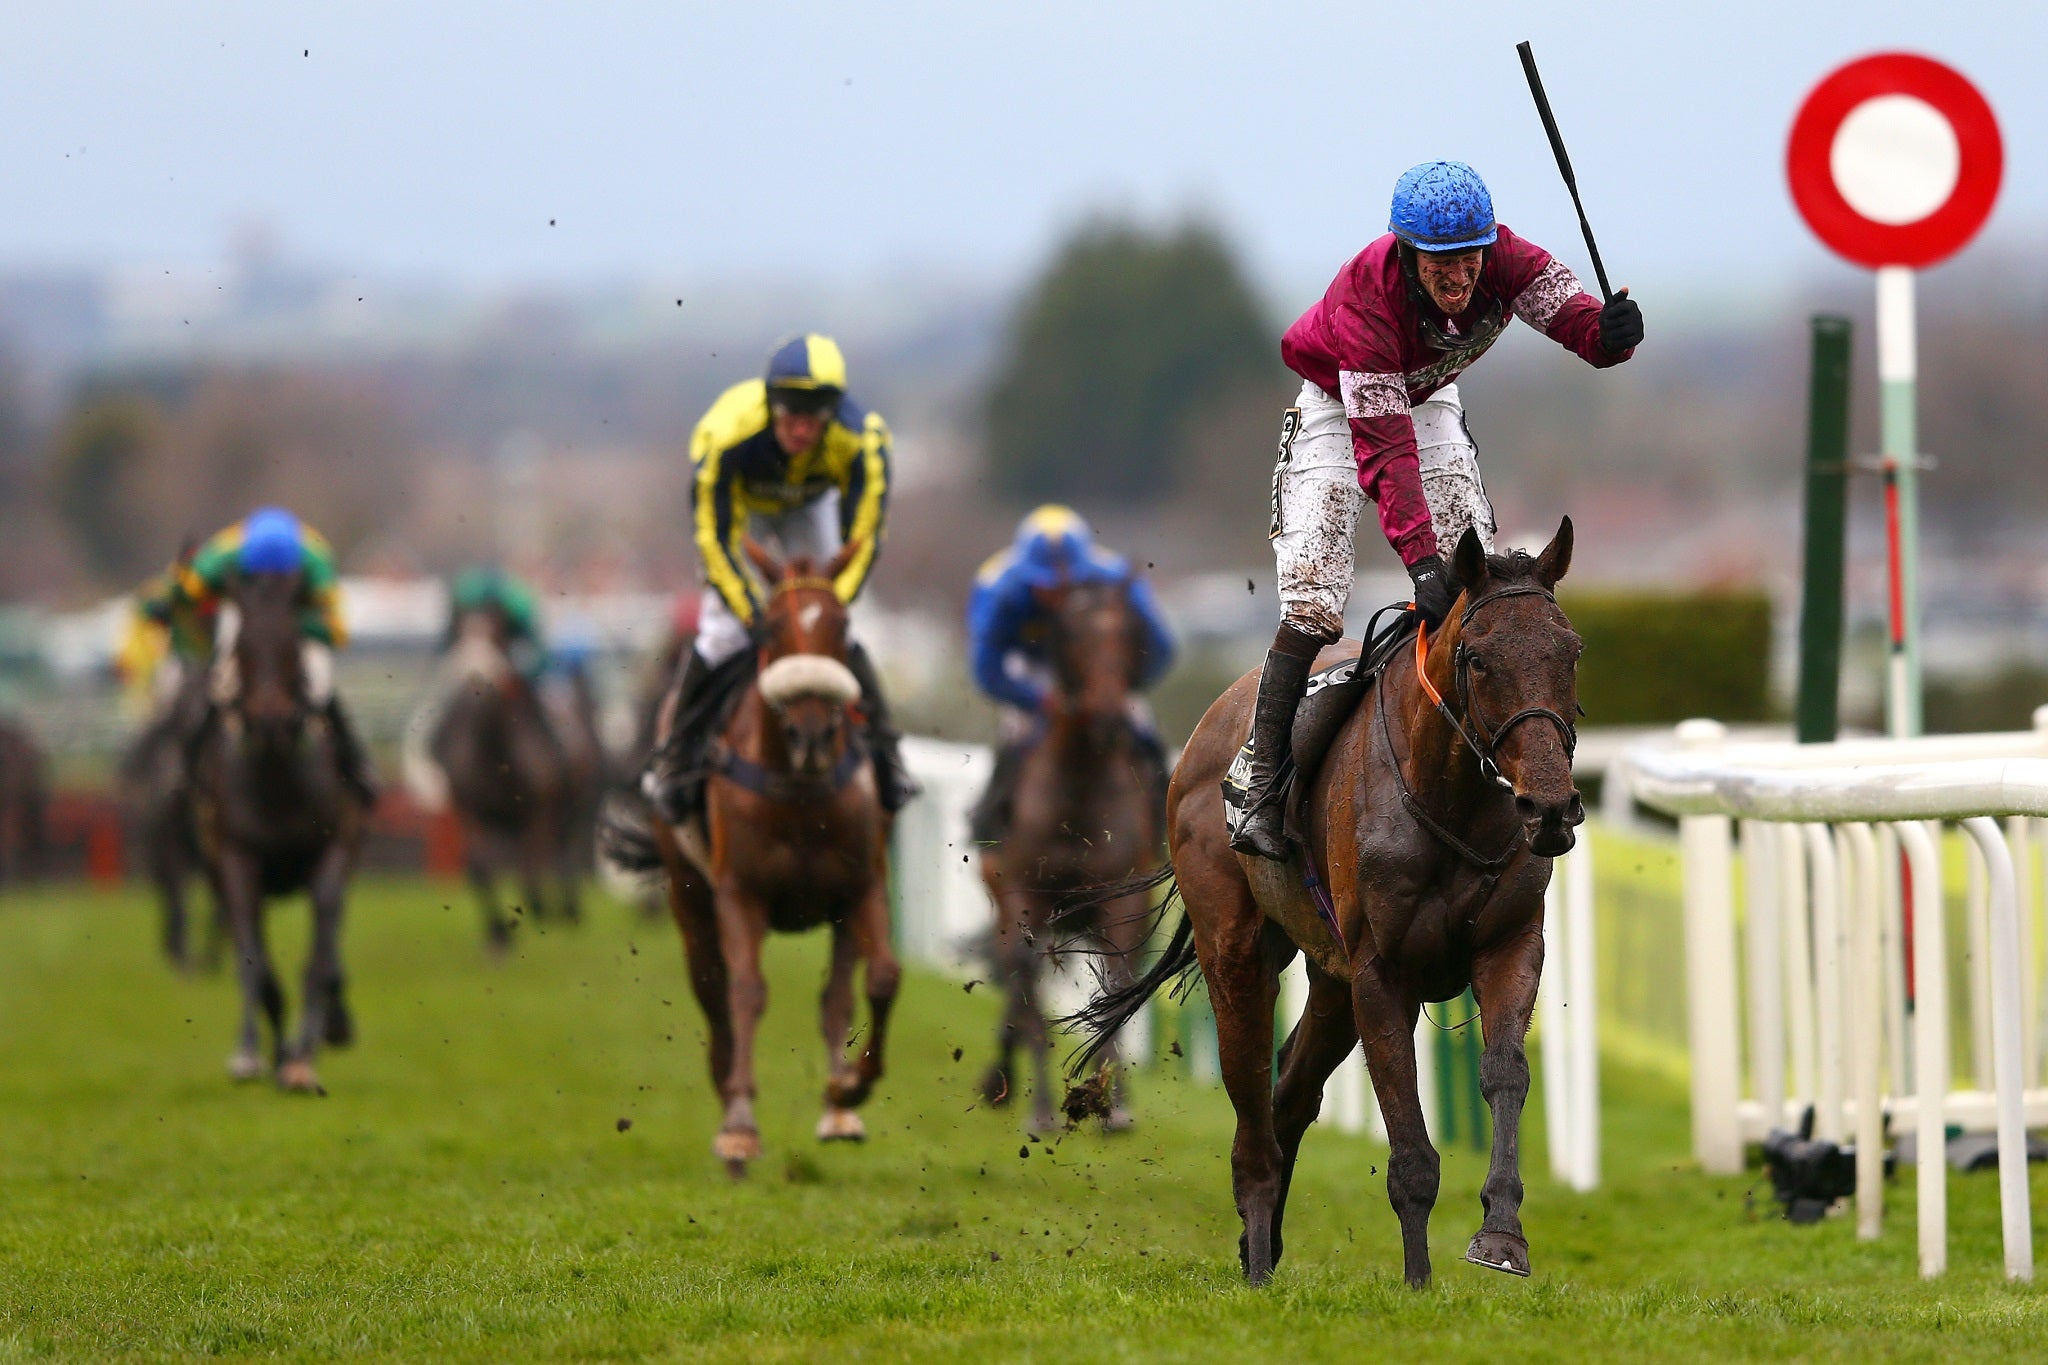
left=647, top=333, right=916, bottom=818
left=1233, top=160, right=1642, bottom=860
left=169, top=506, right=380, bottom=806
left=966, top=505, right=1176, bottom=841
left=127, top=536, right=208, bottom=714
left=446, top=566, right=547, bottom=680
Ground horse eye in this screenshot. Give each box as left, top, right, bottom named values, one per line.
left=1468, top=655, right=1488, bottom=674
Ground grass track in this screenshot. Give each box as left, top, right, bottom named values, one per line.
left=2, top=876, right=2046, bottom=1362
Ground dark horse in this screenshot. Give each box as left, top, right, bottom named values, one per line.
left=610, top=538, right=898, bottom=1177
left=0, top=716, right=48, bottom=887
left=1075, top=523, right=1582, bottom=1287
left=120, top=689, right=223, bottom=968
left=192, top=572, right=369, bottom=1091
left=413, top=608, right=590, bottom=951
left=979, top=578, right=1163, bottom=1132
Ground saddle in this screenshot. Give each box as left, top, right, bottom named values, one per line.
left=1223, top=607, right=1419, bottom=850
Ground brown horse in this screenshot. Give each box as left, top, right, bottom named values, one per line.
left=614, top=538, right=899, bottom=1177
left=192, top=572, right=368, bottom=1091
left=978, top=578, right=1163, bottom=1132
left=414, top=608, right=589, bottom=951
left=1074, top=522, right=1582, bottom=1287
left=120, top=691, right=223, bottom=969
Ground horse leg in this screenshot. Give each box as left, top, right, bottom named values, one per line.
left=711, top=890, right=770, bottom=1175
left=1093, top=884, right=1160, bottom=1132
left=994, top=886, right=1056, bottom=1134
left=464, top=822, right=511, bottom=955
left=815, top=918, right=866, bottom=1142
left=156, top=849, right=191, bottom=971
left=1195, top=876, right=1290, bottom=1286
left=1464, top=928, right=1544, bottom=1277
left=1354, top=959, right=1437, bottom=1287
left=832, top=880, right=902, bottom=1115
left=217, top=851, right=282, bottom=1082
left=666, top=856, right=733, bottom=1099
left=1269, top=961, right=1362, bottom=1267
left=518, top=816, right=553, bottom=925
left=280, top=844, right=353, bottom=1092
left=976, top=859, right=1022, bottom=1107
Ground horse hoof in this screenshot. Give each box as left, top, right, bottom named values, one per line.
left=713, top=1129, right=762, bottom=1165
left=723, top=1159, right=750, bottom=1182
left=227, top=1050, right=265, bottom=1083
left=816, top=1108, right=867, bottom=1143
left=324, top=1005, right=355, bottom=1049
left=1101, top=1107, right=1136, bottom=1134
left=978, top=1065, right=1012, bottom=1106
left=1463, top=1229, right=1530, bottom=1277
left=276, top=1059, right=321, bottom=1093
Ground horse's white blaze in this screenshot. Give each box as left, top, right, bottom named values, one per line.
left=799, top=602, right=824, bottom=635
left=758, top=653, right=860, bottom=707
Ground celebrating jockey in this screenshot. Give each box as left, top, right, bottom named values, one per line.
left=647, top=333, right=916, bottom=818
left=966, top=505, right=1176, bottom=841
left=160, top=506, right=380, bottom=805
left=1233, top=160, right=1642, bottom=859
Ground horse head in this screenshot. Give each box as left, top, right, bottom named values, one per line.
left=226, top=570, right=312, bottom=749
left=1440, top=517, right=1584, bottom=856
left=1036, top=578, right=1137, bottom=746
left=745, top=536, right=862, bottom=783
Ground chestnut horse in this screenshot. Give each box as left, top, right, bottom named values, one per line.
left=625, top=539, right=899, bottom=1177
left=978, top=579, right=1163, bottom=1132
left=1074, top=522, right=1582, bottom=1287
left=192, top=572, right=368, bottom=1091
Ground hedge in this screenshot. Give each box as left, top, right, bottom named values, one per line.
left=1559, top=589, right=1774, bottom=726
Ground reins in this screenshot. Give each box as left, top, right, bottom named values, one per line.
left=1384, top=583, right=1577, bottom=870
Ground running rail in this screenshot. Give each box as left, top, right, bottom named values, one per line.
left=1621, top=719, right=2038, bottom=1281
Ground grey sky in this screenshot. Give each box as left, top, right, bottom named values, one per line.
left=2, top=1, right=2041, bottom=307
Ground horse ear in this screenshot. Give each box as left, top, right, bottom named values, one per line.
left=743, top=536, right=783, bottom=583
left=823, top=536, right=862, bottom=583
left=1449, top=526, right=1488, bottom=592
left=1535, top=516, right=1574, bottom=589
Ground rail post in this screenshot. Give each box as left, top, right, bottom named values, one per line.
left=1676, top=719, right=1742, bottom=1173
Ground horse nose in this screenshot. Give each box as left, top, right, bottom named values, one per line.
left=1514, top=791, right=1581, bottom=829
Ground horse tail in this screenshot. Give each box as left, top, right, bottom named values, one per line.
left=597, top=793, right=665, bottom=882
left=1058, top=869, right=1200, bottom=1075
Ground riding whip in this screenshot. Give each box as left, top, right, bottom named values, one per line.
left=1516, top=40, right=1614, bottom=302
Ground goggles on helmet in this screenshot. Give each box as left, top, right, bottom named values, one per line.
left=767, top=386, right=843, bottom=419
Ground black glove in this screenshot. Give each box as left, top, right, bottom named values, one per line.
left=1407, top=554, right=1457, bottom=629
left=1599, top=289, right=1643, bottom=354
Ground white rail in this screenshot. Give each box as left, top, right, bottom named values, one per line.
left=1622, top=716, right=2046, bottom=1280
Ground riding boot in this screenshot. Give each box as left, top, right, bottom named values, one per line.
left=643, top=650, right=713, bottom=824
left=325, top=697, right=381, bottom=808
left=846, top=641, right=920, bottom=813
left=1229, top=626, right=1322, bottom=861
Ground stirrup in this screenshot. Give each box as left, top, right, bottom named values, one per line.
left=1230, top=792, right=1291, bottom=859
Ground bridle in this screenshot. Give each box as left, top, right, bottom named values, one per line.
left=1414, top=584, right=1578, bottom=790
left=1377, top=582, right=1578, bottom=870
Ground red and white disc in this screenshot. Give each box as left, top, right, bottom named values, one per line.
left=1787, top=53, right=2002, bottom=269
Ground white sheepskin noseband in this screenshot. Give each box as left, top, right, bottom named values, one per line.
left=758, top=653, right=860, bottom=708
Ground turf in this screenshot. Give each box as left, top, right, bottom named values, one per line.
left=2, top=874, right=2045, bottom=1362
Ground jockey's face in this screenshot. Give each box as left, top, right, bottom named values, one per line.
left=772, top=407, right=827, bottom=456
left=1415, top=247, right=1484, bottom=314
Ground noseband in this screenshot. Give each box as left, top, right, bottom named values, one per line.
left=1416, top=584, right=1578, bottom=790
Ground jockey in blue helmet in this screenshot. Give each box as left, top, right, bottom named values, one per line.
left=965, top=505, right=1176, bottom=842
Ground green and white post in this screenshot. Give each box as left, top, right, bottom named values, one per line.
left=1877, top=265, right=1922, bottom=738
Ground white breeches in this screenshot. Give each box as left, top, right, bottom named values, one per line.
left=1268, top=378, right=1495, bottom=639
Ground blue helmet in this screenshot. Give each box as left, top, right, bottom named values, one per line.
left=1389, top=161, right=1497, bottom=252
left=1013, top=504, right=1094, bottom=588
left=239, top=506, right=305, bottom=575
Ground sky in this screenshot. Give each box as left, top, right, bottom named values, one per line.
left=1, top=1, right=2043, bottom=310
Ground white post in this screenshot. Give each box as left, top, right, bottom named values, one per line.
left=1780, top=823, right=1816, bottom=1121
left=1968, top=837, right=1995, bottom=1089
left=1897, top=820, right=1948, bottom=1278
left=1541, top=873, right=1572, bottom=1183
left=1843, top=822, right=1885, bottom=1241
left=1961, top=817, right=2035, bottom=1282
left=1742, top=822, right=1787, bottom=1130
left=1565, top=831, right=1601, bottom=1191
left=1680, top=768, right=1742, bottom=1172
left=2008, top=815, right=2039, bottom=1084
left=1878, top=823, right=1912, bottom=1096
left=1807, top=824, right=1846, bottom=1143
left=1328, top=1046, right=1369, bottom=1135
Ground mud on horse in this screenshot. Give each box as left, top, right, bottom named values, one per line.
left=635, top=538, right=900, bottom=1177
left=978, top=578, right=1164, bottom=1133
left=1073, top=521, right=1583, bottom=1287
left=192, top=571, right=369, bottom=1092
